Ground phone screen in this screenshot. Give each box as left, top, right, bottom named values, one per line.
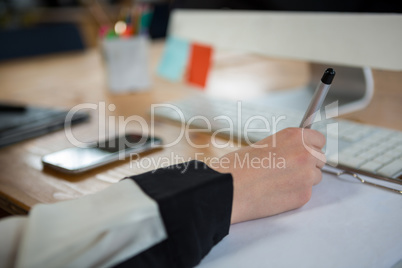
left=96, top=133, right=149, bottom=153
left=42, top=133, right=161, bottom=173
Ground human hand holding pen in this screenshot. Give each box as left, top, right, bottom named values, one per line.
left=212, top=70, right=334, bottom=223
left=213, top=128, right=326, bottom=224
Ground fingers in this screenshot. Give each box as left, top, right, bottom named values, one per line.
left=301, top=128, right=326, bottom=149
left=312, top=168, right=323, bottom=186
left=276, top=128, right=326, bottom=150
left=315, top=150, right=326, bottom=169
left=302, top=153, right=324, bottom=185
left=298, top=128, right=327, bottom=169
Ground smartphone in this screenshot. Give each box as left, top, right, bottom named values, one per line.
left=42, top=133, right=162, bottom=174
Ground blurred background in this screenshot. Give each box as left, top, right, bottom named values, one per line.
left=0, top=0, right=172, bottom=61
left=0, top=0, right=400, bottom=61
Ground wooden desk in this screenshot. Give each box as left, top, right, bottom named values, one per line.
left=0, top=41, right=401, bottom=215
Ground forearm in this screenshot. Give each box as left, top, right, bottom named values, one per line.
left=0, top=179, right=167, bottom=268
left=0, top=160, right=233, bottom=268
left=122, top=160, right=233, bottom=267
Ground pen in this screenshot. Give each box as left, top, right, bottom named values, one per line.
left=299, top=68, right=336, bottom=129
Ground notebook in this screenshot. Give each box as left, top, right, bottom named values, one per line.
left=0, top=103, right=89, bottom=148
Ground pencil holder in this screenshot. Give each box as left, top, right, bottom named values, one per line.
left=101, top=35, right=151, bottom=93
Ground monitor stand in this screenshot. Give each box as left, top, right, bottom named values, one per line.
left=255, top=63, right=374, bottom=117
left=310, top=63, right=374, bottom=115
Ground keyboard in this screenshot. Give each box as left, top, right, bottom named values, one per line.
left=153, top=95, right=402, bottom=184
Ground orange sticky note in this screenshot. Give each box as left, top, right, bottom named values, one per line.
left=186, top=43, right=213, bottom=88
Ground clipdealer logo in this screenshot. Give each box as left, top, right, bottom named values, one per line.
left=301, top=101, right=339, bottom=165
left=63, top=100, right=339, bottom=163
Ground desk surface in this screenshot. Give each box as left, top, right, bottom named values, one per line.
left=1, top=40, right=402, bottom=268
left=0, top=40, right=401, bottom=214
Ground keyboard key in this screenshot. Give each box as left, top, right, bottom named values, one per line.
left=356, top=151, right=375, bottom=160
left=338, top=156, right=367, bottom=168
left=384, top=150, right=402, bottom=158
left=387, top=137, right=402, bottom=147
left=394, top=144, right=402, bottom=153
left=338, top=147, right=359, bottom=157
left=390, top=135, right=402, bottom=143
left=339, top=131, right=364, bottom=142
left=377, top=158, right=402, bottom=178
left=363, top=147, right=382, bottom=158
left=359, top=161, right=384, bottom=174
left=372, top=154, right=395, bottom=165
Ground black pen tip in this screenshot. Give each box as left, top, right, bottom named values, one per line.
left=321, top=68, right=336, bottom=84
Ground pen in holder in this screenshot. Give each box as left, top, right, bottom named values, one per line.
left=99, top=3, right=153, bottom=93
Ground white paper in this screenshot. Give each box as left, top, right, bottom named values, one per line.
left=199, top=171, right=402, bottom=268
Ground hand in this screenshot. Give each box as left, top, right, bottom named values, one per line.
left=212, top=128, right=326, bottom=224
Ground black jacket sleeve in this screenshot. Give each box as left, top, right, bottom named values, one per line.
left=116, top=160, right=233, bottom=268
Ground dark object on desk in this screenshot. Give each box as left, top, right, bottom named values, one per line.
left=0, top=103, right=89, bottom=148
left=149, top=2, right=171, bottom=39
left=0, top=103, right=26, bottom=112
left=0, top=23, right=85, bottom=61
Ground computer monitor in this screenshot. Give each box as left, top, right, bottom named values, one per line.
left=171, top=0, right=402, bottom=13
left=166, top=7, right=402, bottom=114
